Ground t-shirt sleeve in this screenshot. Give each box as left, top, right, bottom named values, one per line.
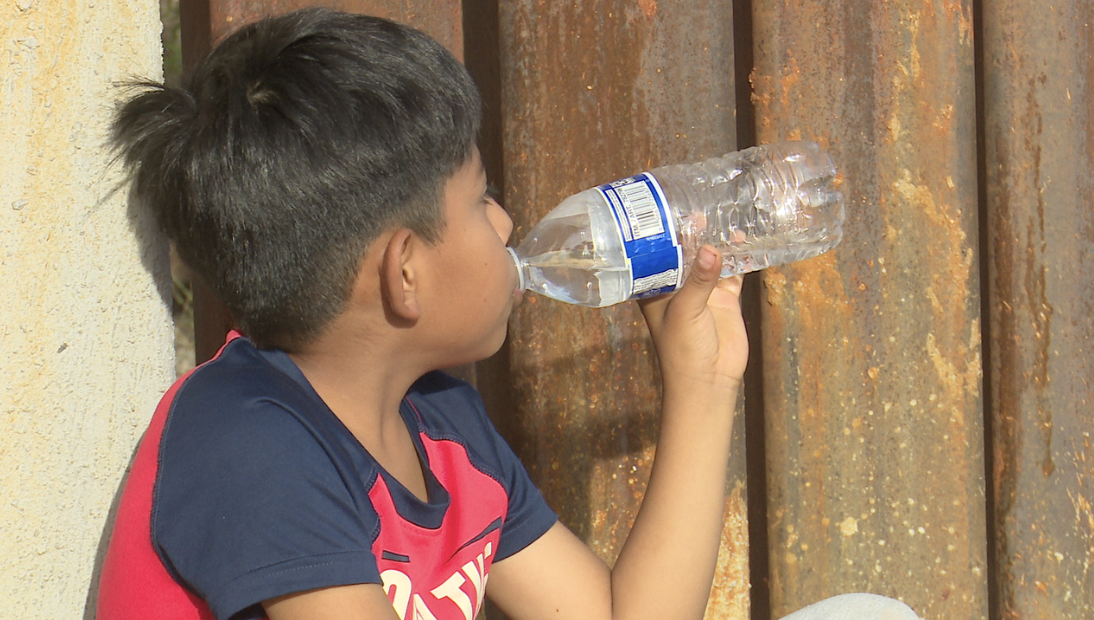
left=487, top=421, right=558, bottom=561
left=153, top=374, right=382, bottom=620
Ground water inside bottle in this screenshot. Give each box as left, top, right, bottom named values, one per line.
left=521, top=248, right=630, bottom=307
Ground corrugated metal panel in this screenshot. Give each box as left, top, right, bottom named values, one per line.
left=198, top=0, right=463, bottom=57
left=749, top=1, right=988, bottom=618
left=495, top=2, right=749, bottom=617
left=982, top=2, right=1094, bottom=618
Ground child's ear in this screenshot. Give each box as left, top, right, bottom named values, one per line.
left=380, top=228, right=422, bottom=324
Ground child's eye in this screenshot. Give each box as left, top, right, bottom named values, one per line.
left=484, top=183, right=501, bottom=204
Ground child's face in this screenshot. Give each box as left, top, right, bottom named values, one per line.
left=417, top=147, right=519, bottom=366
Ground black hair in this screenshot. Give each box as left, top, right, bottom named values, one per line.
left=111, top=8, right=482, bottom=350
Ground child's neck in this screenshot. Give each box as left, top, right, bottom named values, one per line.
left=288, top=324, right=431, bottom=501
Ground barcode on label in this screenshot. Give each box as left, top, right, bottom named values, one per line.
left=616, top=181, right=665, bottom=240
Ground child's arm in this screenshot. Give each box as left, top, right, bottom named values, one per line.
left=487, top=244, right=748, bottom=620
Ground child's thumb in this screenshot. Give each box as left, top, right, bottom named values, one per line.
left=674, top=245, right=721, bottom=308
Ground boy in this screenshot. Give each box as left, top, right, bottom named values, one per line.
left=97, top=8, right=748, bottom=620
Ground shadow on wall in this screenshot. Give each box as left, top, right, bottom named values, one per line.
left=83, top=3, right=179, bottom=596
left=81, top=183, right=173, bottom=619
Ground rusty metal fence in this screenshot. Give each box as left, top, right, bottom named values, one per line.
left=178, top=0, right=1093, bottom=618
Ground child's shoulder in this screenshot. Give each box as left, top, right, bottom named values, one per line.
left=165, top=337, right=351, bottom=462
left=174, top=336, right=318, bottom=418
left=406, top=371, right=489, bottom=426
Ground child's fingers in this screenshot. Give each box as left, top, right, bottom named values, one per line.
left=710, top=274, right=744, bottom=304
left=638, top=245, right=724, bottom=330
left=669, top=245, right=722, bottom=315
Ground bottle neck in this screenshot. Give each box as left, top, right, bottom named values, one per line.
left=506, top=247, right=527, bottom=293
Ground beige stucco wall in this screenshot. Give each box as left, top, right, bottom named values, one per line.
left=1, top=1, right=173, bottom=617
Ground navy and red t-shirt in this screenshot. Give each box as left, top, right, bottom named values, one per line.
left=97, top=334, right=556, bottom=620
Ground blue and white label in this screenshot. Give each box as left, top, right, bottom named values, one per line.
left=598, top=172, right=682, bottom=299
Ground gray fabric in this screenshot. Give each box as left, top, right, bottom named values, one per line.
left=778, top=594, right=921, bottom=620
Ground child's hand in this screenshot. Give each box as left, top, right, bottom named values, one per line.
left=637, top=245, right=748, bottom=395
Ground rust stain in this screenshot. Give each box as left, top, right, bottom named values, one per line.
left=1021, top=73, right=1056, bottom=479
left=208, top=0, right=464, bottom=57
left=890, top=168, right=977, bottom=377
left=942, top=0, right=974, bottom=45
left=637, top=0, right=657, bottom=20
left=983, top=1, right=1094, bottom=618
left=780, top=54, right=802, bottom=109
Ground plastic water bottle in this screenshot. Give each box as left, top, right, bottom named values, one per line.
left=507, top=141, right=845, bottom=307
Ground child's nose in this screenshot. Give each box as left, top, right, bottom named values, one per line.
left=487, top=199, right=513, bottom=244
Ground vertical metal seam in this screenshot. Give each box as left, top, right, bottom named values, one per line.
left=732, top=1, right=771, bottom=618
left=972, top=1, right=1001, bottom=618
